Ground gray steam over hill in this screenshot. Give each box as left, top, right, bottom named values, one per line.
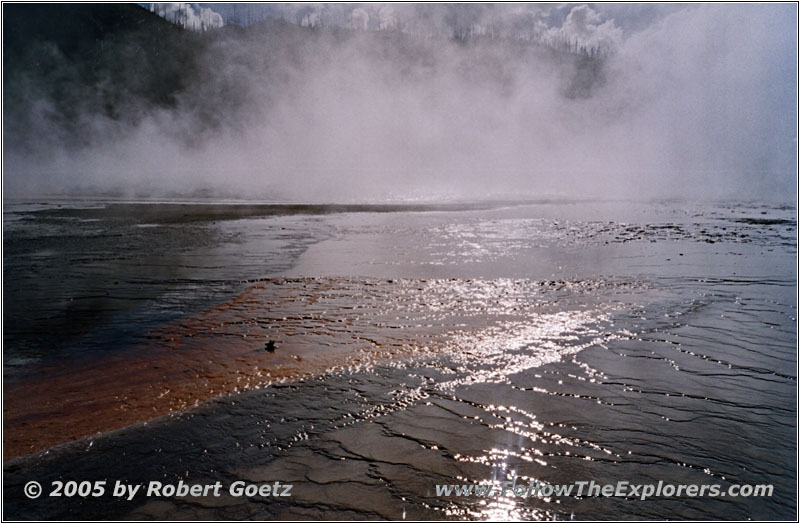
left=4, top=5, right=198, bottom=148
left=3, top=3, right=796, bottom=201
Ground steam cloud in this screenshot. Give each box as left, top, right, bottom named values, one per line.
left=3, top=3, right=797, bottom=202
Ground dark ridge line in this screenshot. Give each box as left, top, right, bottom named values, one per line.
left=16, top=199, right=567, bottom=223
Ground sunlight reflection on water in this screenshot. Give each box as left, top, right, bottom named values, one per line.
left=438, top=311, right=617, bottom=390
left=3, top=201, right=796, bottom=520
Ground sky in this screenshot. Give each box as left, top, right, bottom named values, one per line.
left=4, top=3, right=797, bottom=202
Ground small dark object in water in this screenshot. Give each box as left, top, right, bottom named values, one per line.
left=264, top=340, right=276, bottom=352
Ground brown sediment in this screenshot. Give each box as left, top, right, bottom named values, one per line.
left=3, top=278, right=412, bottom=461
left=3, top=276, right=618, bottom=461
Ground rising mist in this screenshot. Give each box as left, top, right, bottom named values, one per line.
left=3, top=3, right=797, bottom=202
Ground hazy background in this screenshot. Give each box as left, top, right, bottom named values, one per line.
left=3, top=3, right=797, bottom=202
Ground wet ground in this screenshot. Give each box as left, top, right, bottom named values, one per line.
left=3, top=199, right=797, bottom=519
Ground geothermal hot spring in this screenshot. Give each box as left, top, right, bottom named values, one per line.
left=3, top=3, right=797, bottom=521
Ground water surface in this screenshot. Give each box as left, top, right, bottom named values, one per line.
left=3, top=200, right=796, bottom=520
